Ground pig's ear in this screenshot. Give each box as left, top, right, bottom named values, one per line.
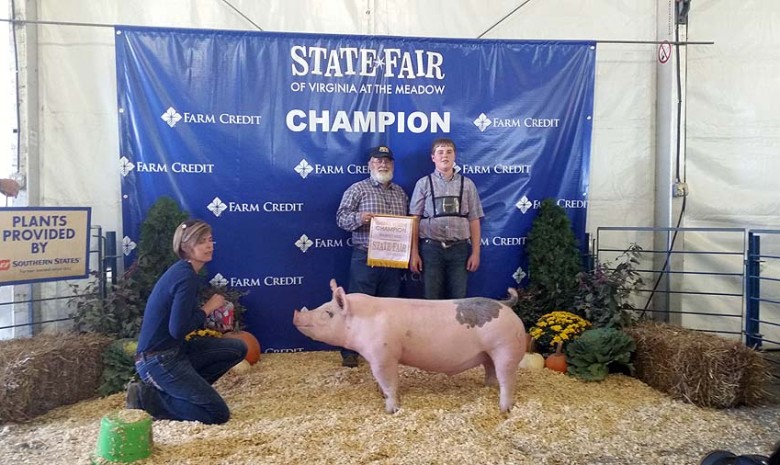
left=329, top=279, right=338, bottom=292
left=334, top=286, right=348, bottom=313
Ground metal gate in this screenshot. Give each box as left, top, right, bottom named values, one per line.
left=596, top=226, right=779, bottom=383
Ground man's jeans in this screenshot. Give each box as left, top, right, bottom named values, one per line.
left=341, top=248, right=402, bottom=358
left=420, top=240, right=470, bottom=300
left=134, top=336, right=247, bottom=424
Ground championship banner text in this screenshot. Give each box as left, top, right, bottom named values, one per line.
left=367, top=215, right=415, bottom=269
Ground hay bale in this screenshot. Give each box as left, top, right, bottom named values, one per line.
left=625, top=321, right=769, bottom=408
left=0, top=333, right=112, bottom=423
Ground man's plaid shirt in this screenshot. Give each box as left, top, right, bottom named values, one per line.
left=336, top=177, right=409, bottom=251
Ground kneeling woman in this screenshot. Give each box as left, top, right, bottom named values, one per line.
left=126, top=219, right=247, bottom=424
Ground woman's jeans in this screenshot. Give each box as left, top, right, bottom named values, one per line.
left=134, top=336, right=247, bottom=424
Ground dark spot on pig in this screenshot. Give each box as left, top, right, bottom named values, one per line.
left=455, top=298, right=500, bottom=328
left=326, top=311, right=334, bottom=318
left=405, top=330, right=412, bottom=338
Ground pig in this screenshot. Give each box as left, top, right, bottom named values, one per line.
left=293, top=279, right=526, bottom=414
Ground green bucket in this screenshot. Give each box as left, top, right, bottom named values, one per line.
left=94, top=409, right=153, bottom=463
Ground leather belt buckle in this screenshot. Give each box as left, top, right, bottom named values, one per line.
left=423, top=238, right=464, bottom=248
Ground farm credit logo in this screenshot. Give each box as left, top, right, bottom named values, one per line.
left=514, top=195, right=588, bottom=214
left=122, top=236, right=136, bottom=256
left=294, top=158, right=369, bottom=179
left=206, top=197, right=304, bottom=217
left=211, top=272, right=303, bottom=288
left=119, top=156, right=214, bottom=177
left=160, top=106, right=261, bottom=128
left=295, top=234, right=351, bottom=253
left=473, top=112, right=561, bottom=132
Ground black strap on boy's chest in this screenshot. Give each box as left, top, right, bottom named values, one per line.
left=424, top=173, right=466, bottom=219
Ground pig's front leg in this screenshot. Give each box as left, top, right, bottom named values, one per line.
left=366, top=358, right=401, bottom=413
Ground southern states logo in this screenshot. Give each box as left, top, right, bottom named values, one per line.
left=160, top=106, right=261, bottom=128
left=473, top=111, right=561, bottom=132
left=0, top=259, right=10, bottom=271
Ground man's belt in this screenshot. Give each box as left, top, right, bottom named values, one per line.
left=422, top=238, right=468, bottom=249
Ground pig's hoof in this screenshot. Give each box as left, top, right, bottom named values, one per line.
left=384, top=403, right=400, bottom=414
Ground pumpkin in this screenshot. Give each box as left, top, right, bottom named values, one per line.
left=518, top=337, right=545, bottom=370
left=224, top=330, right=261, bottom=365
left=545, top=342, right=568, bottom=373
left=519, top=352, right=545, bottom=370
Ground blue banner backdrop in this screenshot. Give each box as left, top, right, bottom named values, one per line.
left=115, top=27, right=596, bottom=353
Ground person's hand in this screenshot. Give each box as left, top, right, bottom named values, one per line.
left=466, top=253, right=480, bottom=272
left=360, top=212, right=373, bottom=225
left=0, top=179, right=20, bottom=198
left=202, top=294, right=226, bottom=316
left=409, top=252, right=422, bottom=274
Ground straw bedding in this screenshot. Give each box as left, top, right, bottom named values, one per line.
left=1, top=350, right=778, bottom=465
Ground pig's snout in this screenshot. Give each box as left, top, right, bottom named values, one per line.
left=292, top=308, right=311, bottom=327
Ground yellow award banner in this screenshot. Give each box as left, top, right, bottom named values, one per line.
left=0, top=207, right=91, bottom=285
left=367, top=215, right=414, bottom=269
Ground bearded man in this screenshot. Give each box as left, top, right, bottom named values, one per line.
left=335, top=145, right=411, bottom=367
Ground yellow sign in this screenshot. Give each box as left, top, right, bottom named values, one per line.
left=367, top=215, right=414, bottom=269
left=0, top=207, right=91, bottom=285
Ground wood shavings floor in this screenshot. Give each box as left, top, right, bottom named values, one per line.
left=1, top=351, right=777, bottom=464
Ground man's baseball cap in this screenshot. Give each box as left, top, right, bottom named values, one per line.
left=368, top=145, right=394, bottom=160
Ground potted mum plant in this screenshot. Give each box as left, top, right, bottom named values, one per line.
left=528, top=310, right=591, bottom=355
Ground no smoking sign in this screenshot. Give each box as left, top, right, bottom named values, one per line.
left=658, top=41, right=672, bottom=64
